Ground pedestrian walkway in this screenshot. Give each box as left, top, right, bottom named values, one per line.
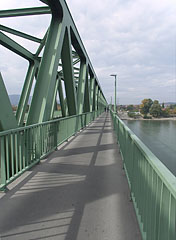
left=0, top=112, right=141, bottom=240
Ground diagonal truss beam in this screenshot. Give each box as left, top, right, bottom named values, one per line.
left=0, top=73, right=18, bottom=131
left=16, top=61, right=39, bottom=126
left=0, top=7, right=51, bottom=18
left=0, top=0, right=107, bottom=131
left=0, top=25, right=42, bottom=43
left=27, top=16, right=65, bottom=124
left=61, top=29, right=77, bottom=116
left=0, top=31, right=34, bottom=61
left=58, top=79, right=66, bottom=117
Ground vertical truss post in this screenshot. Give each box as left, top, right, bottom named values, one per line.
left=27, top=16, right=64, bottom=124
left=93, top=84, right=98, bottom=111
left=97, top=89, right=100, bottom=110
left=77, top=60, right=87, bottom=114
left=89, top=77, right=95, bottom=112
left=0, top=1, right=107, bottom=131
left=61, top=29, right=77, bottom=116
left=64, top=98, right=68, bottom=116
left=83, top=69, right=90, bottom=113
left=58, top=78, right=66, bottom=117
left=0, top=73, right=18, bottom=131
left=16, top=61, right=38, bottom=126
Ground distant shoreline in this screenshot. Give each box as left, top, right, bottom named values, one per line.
left=120, top=117, right=176, bottom=121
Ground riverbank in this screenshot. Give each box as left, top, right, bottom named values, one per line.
left=122, top=117, right=176, bottom=121
left=118, top=112, right=176, bottom=121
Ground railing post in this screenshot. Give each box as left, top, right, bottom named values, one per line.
left=0, top=137, right=6, bottom=190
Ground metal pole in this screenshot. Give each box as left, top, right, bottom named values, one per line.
left=114, top=75, right=117, bottom=113
left=110, top=74, right=117, bottom=113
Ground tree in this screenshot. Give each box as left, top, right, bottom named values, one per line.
left=173, top=107, right=176, bottom=114
left=127, top=105, right=134, bottom=111
left=162, top=102, right=164, bottom=108
left=161, top=108, right=170, bottom=117
left=149, top=100, right=162, bottom=118
left=140, top=99, right=153, bottom=116
left=169, top=104, right=176, bottom=109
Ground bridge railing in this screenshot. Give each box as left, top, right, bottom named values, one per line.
left=111, top=111, right=176, bottom=240
left=0, top=110, right=103, bottom=191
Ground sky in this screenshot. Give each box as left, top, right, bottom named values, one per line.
left=0, top=0, right=176, bottom=105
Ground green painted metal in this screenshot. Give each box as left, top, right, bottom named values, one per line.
left=61, top=28, right=77, bottom=116
left=0, top=0, right=107, bottom=189
left=89, top=77, right=95, bottom=112
left=111, top=111, right=176, bottom=240
left=93, top=84, right=98, bottom=111
left=83, top=69, right=90, bottom=113
left=0, top=7, right=51, bottom=18
left=35, top=30, right=49, bottom=57
left=50, top=78, right=59, bottom=119
left=0, top=73, right=18, bottom=131
left=77, top=61, right=87, bottom=114
left=0, top=31, right=34, bottom=61
left=27, top=16, right=64, bottom=124
left=58, top=79, right=66, bottom=117
left=0, top=109, right=104, bottom=191
left=16, top=61, right=38, bottom=126
left=0, top=24, right=42, bottom=43
left=0, top=0, right=107, bottom=131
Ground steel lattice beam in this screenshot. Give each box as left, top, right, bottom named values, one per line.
left=0, top=0, right=107, bottom=131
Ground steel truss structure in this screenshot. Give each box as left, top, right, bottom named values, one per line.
left=0, top=0, right=107, bottom=131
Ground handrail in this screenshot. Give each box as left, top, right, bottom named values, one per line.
left=111, top=111, right=176, bottom=240
left=0, top=110, right=103, bottom=191
left=0, top=112, right=95, bottom=137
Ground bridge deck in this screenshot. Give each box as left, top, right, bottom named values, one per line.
left=0, top=113, right=141, bottom=240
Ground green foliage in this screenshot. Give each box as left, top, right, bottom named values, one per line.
left=143, top=115, right=152, bottom=119
left=169, top=104, right=176, bottom=109
left=161, top=108, right=170, bottom=117
left=149, top=100, right=162, bottom=118
left=128, top=112, right=141, bottom=119
left=140, top=98, right=153, bottom=116
left=139, top=99, right=176, bottom=118
left=169, top=107, right=176, bottom=115
left=128, top=112, right=137, bottom=118
left=127, top=105, right=134, bottom=111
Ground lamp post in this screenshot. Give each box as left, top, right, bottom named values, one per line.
left=110, top=74, right=117, bottom=113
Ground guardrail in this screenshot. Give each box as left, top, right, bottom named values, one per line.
left=111, top=111, right=176, bottom=240
left=0, top=110, right=103, bottom=191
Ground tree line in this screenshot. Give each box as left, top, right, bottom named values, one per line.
left=118, top=99, right=176, bottom=119
left=140, top=99, right=176, bottom=118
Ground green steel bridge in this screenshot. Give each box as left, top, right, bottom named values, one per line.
left=0, top=1, right=175, bottom=240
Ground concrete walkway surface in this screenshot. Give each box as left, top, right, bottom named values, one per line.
left=0, top=112, right=141, bottom=240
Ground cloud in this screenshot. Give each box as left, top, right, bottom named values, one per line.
left=68, top=0, right=176, bottom=104
left=0, top=0, right=176, bottom=105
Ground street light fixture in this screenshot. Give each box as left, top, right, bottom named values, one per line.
left=110, top=74, right=117, bottom=113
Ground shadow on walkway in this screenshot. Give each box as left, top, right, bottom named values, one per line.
left=0, top=113, right=141, bottom=240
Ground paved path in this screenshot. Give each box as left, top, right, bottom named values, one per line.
left=0, top=113, right=141, bottom=240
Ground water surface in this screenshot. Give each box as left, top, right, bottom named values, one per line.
left=123, top=120, right=176, bottom=176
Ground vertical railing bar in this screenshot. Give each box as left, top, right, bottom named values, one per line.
left=0, top=136, right=6, bottom=188
left=19, top=131, right=22, bottom=172
left=10, top=134, right=15, bottom=177
left=15, top=133, right=19, bottom=175
left=5, top=135, right=10, bottom=180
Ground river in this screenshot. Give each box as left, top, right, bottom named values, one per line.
left=123, top=120, right=176, bottom=176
